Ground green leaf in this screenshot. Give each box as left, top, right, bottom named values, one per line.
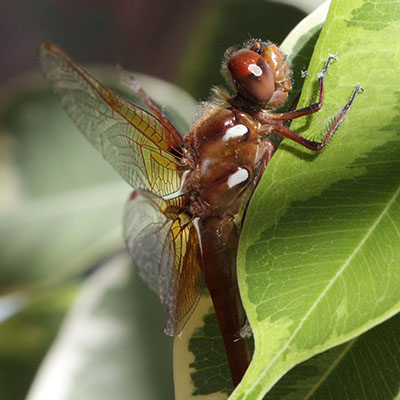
left=174, top=296, right=234, bottom=399
left=235, top=0, right=400, bottom=398
left=281, top=1, right=330, bottom=97
left=25, top=255, right=174, bottom=400
left=266, top=312, right=400, bottom=399
left=188, top=310, right=233, bottom=396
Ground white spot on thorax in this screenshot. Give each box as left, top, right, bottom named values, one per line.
left=248, top=64, right=262, bottom=77
left=227, top=168, right=249, bottom=188
left=223, top=124, right=249, bottom=141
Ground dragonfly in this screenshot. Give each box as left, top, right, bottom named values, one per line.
left=40, top=41, right=362, bottom=388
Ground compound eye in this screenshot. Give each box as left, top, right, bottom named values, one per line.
left=228, top=49, right=275, bottom=104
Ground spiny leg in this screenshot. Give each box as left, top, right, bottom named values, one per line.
left=258, top=54, right=338, bottom=123
left=255, top=141, right=276, bottom=186
left=288, top=92, right=301, bottom=111
left=273, top=84, right=363, bottom=151
left=287, top=70, right=309, bottom=111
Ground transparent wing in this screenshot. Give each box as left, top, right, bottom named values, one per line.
left=40, top=43, right=184, bottom=197
left=124, top=189, right=203, bottom=335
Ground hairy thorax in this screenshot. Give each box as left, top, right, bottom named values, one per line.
left=183, top=105, right=274, bottom=219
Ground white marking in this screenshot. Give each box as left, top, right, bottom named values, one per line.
left=223, top=124, right=249, bottom=141
left=301, top=70, right=308, bottom=78
left=227, top=168, right=249, bottom=188
left=248, top=63, right=262, bottom=77
left=163, top=170, right=189, bottom=200
left=240, top=320, right=253, bottom=339
left=192, top=217, right=203, bottom=257
left=163, top=188, right=184, bottom=200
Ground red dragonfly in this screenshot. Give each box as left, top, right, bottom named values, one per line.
left=40, top=41, right=361, bottom=388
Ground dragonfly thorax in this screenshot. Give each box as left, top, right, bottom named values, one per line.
left=183, top=105, right=273, bottom=219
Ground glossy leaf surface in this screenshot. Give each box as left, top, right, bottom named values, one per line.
left=235, top=0, right=400, bottom=398
left=265, top=312, right=400, bottom=399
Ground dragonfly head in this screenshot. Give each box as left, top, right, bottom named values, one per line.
left=225, top=41, right=292, bottom=109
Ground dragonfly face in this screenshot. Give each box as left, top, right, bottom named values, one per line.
left=40, top=41, right=361, bottom=388
left=226, top=41, right=291, bottom=108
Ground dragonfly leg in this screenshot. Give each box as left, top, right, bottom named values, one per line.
left=254, top=141, right=276, bottom=187
left=286, top=70, right=309, bottom=111
left=288, top=91, right=300, bottom=111
left=258, top=54, right=338, bottom=123
left=273, top=84, right=363, bottom=151
left=120, top=70, right=181, bottom=138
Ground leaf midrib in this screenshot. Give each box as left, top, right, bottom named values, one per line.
left=303, top=337, right=357, bottom=399
left=246, top=183, right=400, bottom=397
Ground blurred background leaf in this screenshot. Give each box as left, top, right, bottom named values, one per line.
left=0, top=285, right=78, bottom=400
left=26, top=254, right=175, bottom=400
left=0, top=68, right=195, bottom=400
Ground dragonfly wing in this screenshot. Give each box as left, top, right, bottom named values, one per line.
left=40, top=43, right=184, bottom=198
left=165, top=212, right=204, bottom=335
left=124, top=189, right=203, bottom=335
